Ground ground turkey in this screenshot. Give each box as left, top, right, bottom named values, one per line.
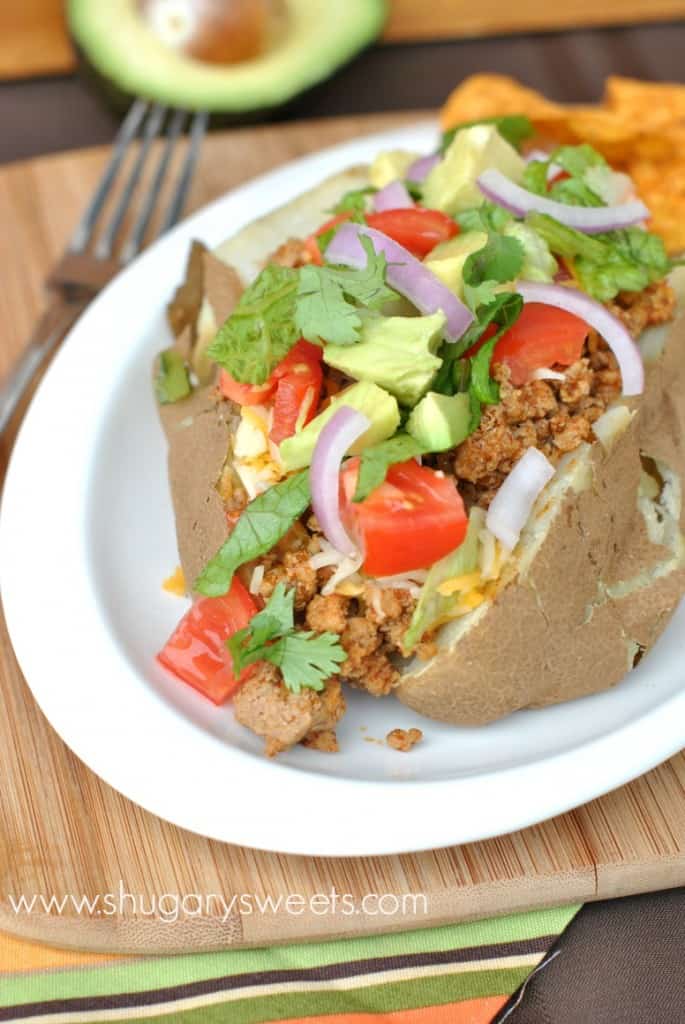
left=233, top=664, right=346, bottom=758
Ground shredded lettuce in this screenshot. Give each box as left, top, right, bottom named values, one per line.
left=404, top=508, right=485, bottom=650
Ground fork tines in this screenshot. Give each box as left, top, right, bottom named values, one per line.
left=68, top=101, right=209, bottom=265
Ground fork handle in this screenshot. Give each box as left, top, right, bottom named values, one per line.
left=0, top=295, right=89, bottom=436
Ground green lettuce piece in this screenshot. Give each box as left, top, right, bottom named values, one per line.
left=155, top=348, right=191, bottom=404
left=575, top=228, right=671, bottom=302
left=503, top=222, right=558, bottom=282
left=525, top=212, right=607, bottom=263
left=404, top=508, right=485, bottom=650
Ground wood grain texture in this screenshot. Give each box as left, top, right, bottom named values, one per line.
left=0, top=113, right=683, bottom=954
left=2, top=0, right=685, bottom=80
left=383, top=0, right=685, bottom=40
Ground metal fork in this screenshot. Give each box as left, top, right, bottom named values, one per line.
left=0, top=100, right=208, bottom=435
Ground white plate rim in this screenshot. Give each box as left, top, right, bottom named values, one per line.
left=1, top=123, right=684, bottom=857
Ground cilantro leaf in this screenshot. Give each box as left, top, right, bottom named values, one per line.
left=295, top=236, right=398, bottom=346
left=353, top=434, right=426, bottom=502
left=441, top=115, right=534, bottom=154
left=462, top=234, right=524, bottom=312
left=332, top=188, right=376, bottom=218
left=227, top=583, right=345, bottom=694
left=456, top=202, right=512, bottom=234
left=250, top=583, right=295, bottom=641
left=433, top=292, right=523, bottom=413
left=207, top=265, right=299, bottom=384
left=263, top=632, right=347, bottom=693
left=155, top=348, right=191, bottom=404
left=194, top=471, right=311, bottom=596
left=468, top=293, right=524, bottom=430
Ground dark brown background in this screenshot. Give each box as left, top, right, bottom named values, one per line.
left=2, top=21, right=685, bottom=164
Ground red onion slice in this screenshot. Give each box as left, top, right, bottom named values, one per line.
left=310, top=406, right=370, bottom=557
left=325, top=222, right=473, bottom=342
left=517, top=281, right=644, bottom=396
left=373, top=180, right=414, bottom=212
left=477, top=168, right=649, bottom=234
left=486, top=447, right=555, bottom=550
left=407, top=153, right=440, bottom=182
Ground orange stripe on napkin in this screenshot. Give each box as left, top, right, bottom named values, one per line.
left=270, top=995, right=509, bottom=1024
left=0, top=932, right=119, bottom=974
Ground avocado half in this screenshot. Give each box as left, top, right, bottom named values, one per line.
left=67, top=0, right=387, bottom=115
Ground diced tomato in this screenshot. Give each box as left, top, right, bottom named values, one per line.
left=494, top=303, right=589, bottom=386
left=303, top=211, right=354, bottom=267
left=157, top=578, right=258, bottom=705
left=269, top=339, right=324, bottom=445
left=219, top=339, right=323, bottom=436
left=364, top=207, right=459, bottom=258
left=271, top=339, right=323, bottom=378
left=219, top=371, right=276, bottom=406
left=464, top=303, right=589, bottom=387
left=340, top=459, right=468, bottom=577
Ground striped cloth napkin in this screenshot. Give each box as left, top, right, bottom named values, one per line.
left=0, top=906, right=578, bottom=1022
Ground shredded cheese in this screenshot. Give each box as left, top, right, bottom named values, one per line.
left=162, top=566, right=186, bottom=596
left=249, top=563, right=265, bottom=595
left=437, top=571, right=482, bottom=597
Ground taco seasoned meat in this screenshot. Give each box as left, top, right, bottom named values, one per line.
left=156, top=116, right=685, bottom=757
left=233, top=665, right=346, bottom=758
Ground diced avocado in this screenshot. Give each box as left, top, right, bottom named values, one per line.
left=323, top=312, right=445, bottom=407
left=67, top=0, right=386, bottom=114
left=369, top=150, right=420, bottom=189
left=503, top=222, right=557, bottom=282
left=424, top=231, right=488, bottom=298
left=404, top=508, right=485, bottom=649
left=422, top=125, right=526, bottom=215
left=406, top=392, right=470, bottom=451
left=279, top=381, right=400, bottom=472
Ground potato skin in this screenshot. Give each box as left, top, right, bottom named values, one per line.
left=158, top=172, right=685, bottom=723
left=395, top=316, right=685, bottom=725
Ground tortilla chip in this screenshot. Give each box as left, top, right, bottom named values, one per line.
left=606, top=76, right=685, bottom=124
left=439, top=74, right=563, bottom=129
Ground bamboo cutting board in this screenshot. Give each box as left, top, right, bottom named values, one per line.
left=0, top=113, right=684, bottom=955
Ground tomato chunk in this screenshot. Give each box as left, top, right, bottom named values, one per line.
left=340, top=459, right=468, bottom=577
left=303, top=211, right=354, bottom=266
left=493, top=303, right=589, bottom=386
left=219, top=371, right=275, bottom=406
left=219, top=339, right=323, bottom=445
left=157, top=578, right=258, bottom=705
left=365, top=208, right=458, bottom=258
left=465, top=304, right=589, bottom=387
left=269, top=340, right=323, bottom=445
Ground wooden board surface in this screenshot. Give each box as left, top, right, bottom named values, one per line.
left=0, top=112, right=684, bottom=955
left=3, top=0, right=685, bottom=80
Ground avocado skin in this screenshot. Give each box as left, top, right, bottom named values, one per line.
left=72, top=42, right=326, bottom=122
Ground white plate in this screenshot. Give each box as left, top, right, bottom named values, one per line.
left=1, top=125, right=684, bottom=857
